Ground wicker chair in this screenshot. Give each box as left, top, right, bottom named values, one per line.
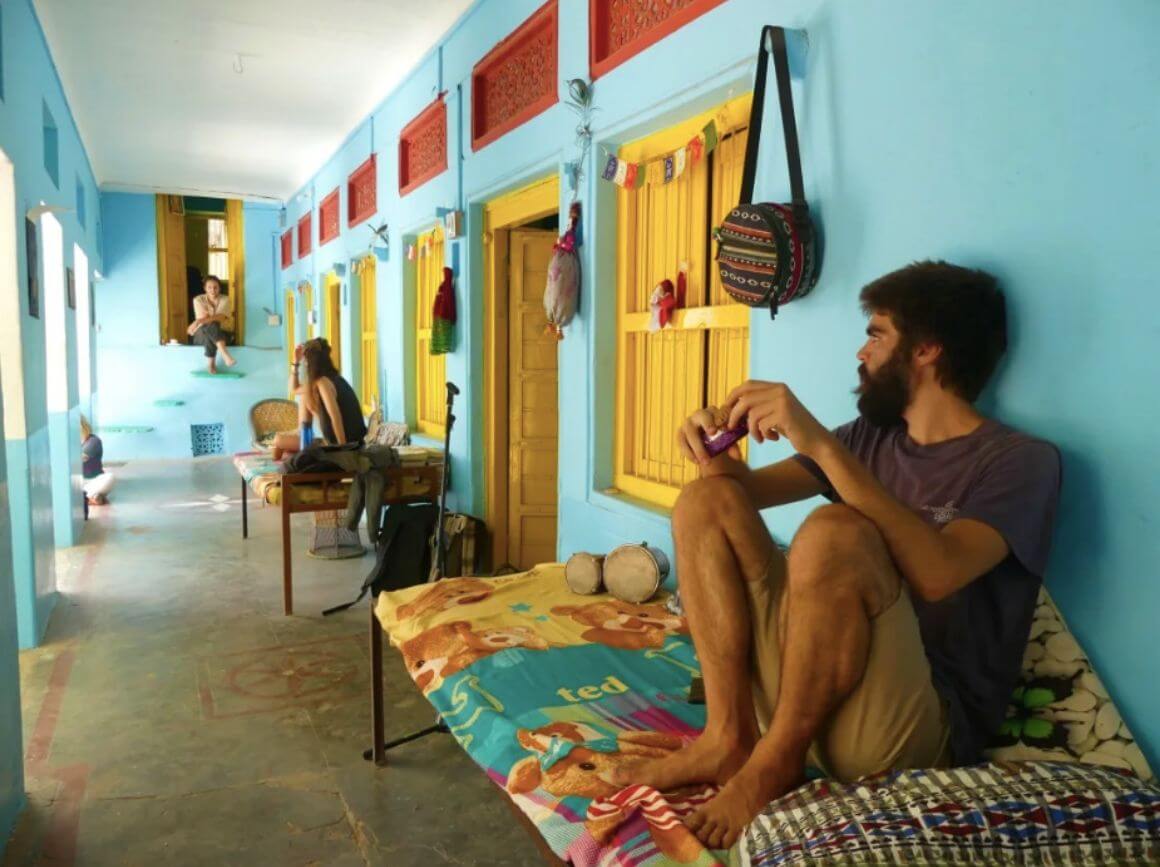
left=249, top=398, right=298, bottom=451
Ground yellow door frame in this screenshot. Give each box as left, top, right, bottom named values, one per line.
left=304, top=281, right=316, bottom=340
left=482, top=174, right=559, bottom=567
left=284, top=288, right=297, bottom=397
left=324, top=272, right=341, bottom=371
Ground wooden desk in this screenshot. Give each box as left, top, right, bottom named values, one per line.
left=239, top=464, right=442, bottom=615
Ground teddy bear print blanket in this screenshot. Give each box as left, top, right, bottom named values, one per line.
left=376, top=565, right=732, bottom=866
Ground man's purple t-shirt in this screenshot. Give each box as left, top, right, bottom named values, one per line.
left=794, top=417, right=1062, bottom=764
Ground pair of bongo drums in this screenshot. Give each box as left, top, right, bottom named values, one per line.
left=565, top=543, right=670, bottom=604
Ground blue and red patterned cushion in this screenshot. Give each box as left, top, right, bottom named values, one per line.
left=742, top=760, right=1160, bottom=865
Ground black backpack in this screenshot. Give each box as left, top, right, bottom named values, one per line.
left=322, top=502, right=440, bottom=615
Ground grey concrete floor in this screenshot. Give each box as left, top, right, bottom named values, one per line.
left=4, top=457, right=542, bottom=866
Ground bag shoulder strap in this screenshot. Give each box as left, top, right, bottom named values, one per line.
left=738, top=26, right=807, bottom=218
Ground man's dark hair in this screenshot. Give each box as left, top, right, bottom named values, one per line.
left=303, top=338, right=338, bottom=382
left=859, top=261, right=1006, bottom=402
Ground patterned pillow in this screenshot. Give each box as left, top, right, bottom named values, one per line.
left=742, top=761, right=1160, bottom=866
left=985, top=588, right=1153, bottom=781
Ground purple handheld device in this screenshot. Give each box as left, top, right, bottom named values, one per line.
left=702, top=415, right=749, bottom=458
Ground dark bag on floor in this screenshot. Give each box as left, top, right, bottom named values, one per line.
left=428, top=513, right=487, bottom=582
left=715, top=25, right=820, bottom=319
left=322, top=502, right=440, bottom=615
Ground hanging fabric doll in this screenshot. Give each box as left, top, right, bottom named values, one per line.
left=431, top=266, right=456, bottom=355
left=648, top=279, right=678, bottom=331
left=544, top=202, right=581, bottom=341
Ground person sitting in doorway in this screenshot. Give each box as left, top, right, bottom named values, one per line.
left=80, top=415, right=115, bottom=505
left=271, top=338, right=367, bottom=460
left=615, top=261, right=1062, bottom=849
left=187, top=274, right=237, bottom=374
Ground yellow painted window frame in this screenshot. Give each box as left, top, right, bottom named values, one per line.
left=414, top=225, right=447, bottom=439
left=357, top=256, right=378, bottom=415
left=613, top=94, right=753, bottom=509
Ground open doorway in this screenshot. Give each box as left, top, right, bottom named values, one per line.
left=41, top=213, right=67, bottom=416
left=73, top=245, right=91, bottom=415
left=483, top=177, right=560, bottom=571
left=156, top=196, right=246, bottom=344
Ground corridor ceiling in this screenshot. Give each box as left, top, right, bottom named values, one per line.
left=34, top=0, right=473, bottom=201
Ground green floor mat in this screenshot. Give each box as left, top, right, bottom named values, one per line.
left=99, top=425, right=154, bottom=433
left=190, top=370, right=245, bottom=379
left=153, top=399, right=185, bottom=407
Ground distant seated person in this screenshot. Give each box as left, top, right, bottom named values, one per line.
left=187, top=275, right=237, bottom=374
left=80, top=416, right=115, bottom=505
left=272, top=338, right=367, bottom=460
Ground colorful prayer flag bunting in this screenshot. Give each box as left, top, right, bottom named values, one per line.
left=600, top=119, right=720, bottom=192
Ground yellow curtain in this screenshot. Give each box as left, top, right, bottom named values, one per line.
left=225, top=200, right=245, bottom=343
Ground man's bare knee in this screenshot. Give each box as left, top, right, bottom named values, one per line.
left=673, top=476, right=748, bottom=536
left=788, top=505, right=898, bottom=607
left=794, top=505, right=883, bottom=552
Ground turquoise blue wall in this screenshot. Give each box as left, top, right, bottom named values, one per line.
left=95, top=194, right=285, bottom=458
left=282, top=0, right=1160, bottom=766
left=1, top=0, right=103, bottom=651
left=0, top=352, right=25, bottom=861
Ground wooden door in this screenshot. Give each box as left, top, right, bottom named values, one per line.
left=156, top=195, right=188, bottom=343
left=324, top=275, right=341, bottom=371
left=358, top=257, right=378, bottom=414
left=506, top=229, right=559, bottom=570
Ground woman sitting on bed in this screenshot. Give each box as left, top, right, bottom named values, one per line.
left=272, top=338, right=367, bottom=460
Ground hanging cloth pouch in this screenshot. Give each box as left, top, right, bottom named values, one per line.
left=431, top=267, right=456, bottom=355
left=715, top=26, right=820, bottom=318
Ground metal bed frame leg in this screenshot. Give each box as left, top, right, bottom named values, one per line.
left=368, top=600, right=386, bottom=766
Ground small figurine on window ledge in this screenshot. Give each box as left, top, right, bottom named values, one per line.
left=649, top=278, right=678, bottom=331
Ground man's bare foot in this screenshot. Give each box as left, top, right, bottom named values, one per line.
left=207, top=359, right=218, bottom=374
left=222, top=352, right=237, bottom=367
left=688, top=760, right=802, bottom=850
left=611, top=731, right=753, bottom=791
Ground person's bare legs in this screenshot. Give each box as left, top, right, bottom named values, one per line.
left=207, top=356, right=218, bottom=374
left=613, top=475, right=777, bottom=791
left=687, top=504, right=902, bottom=849
left=216, top=340, right=237, bottom=367
left=270, top=432, right=300, bottom=461
left=272, top=391, right=313, bottom=460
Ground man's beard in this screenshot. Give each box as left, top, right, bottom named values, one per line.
left=855, top=351, right=912, bottom=428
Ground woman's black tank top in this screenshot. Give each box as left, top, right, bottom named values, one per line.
left=319, top=374, right=367, bottom=444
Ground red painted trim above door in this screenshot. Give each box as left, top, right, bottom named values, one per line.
left=297, top=212, right=312, bottom=259
left=318, top=188, right=340, bottom=245
left=347, top=155, right=377, bottom=227
left=589, top=0, right=727, bottom=80
left=471, top=0, right=558, bottom=152
left=400, top=95, right=449, bottom=196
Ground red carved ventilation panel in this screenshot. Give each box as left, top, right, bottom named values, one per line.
left=318, top=188, right=340, bottom=245
left=348, top=154, right=377, bottom=227
left=471, top=0, right=558, bottom=152
left=297, top=212, right=312, bottom=259
left=400, top=96, right=448, bottom=196
left=280, top=230, right=293, bottom=269
left=589, top=0, right=726, bottom=79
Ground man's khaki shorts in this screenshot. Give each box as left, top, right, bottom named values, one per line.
left=747, top=554, right=952, bottom=782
